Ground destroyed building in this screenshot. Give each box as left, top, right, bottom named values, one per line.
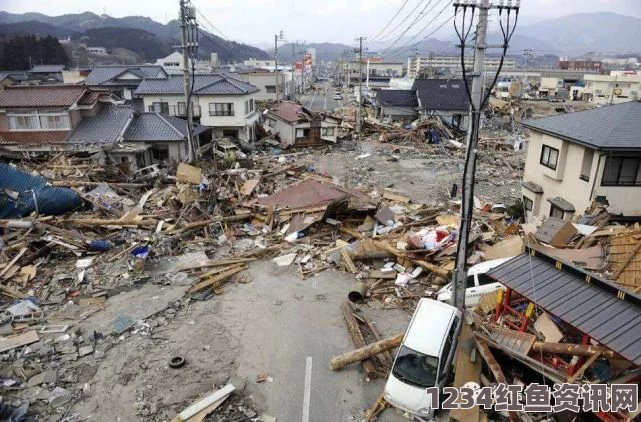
left=263, top=101, right=340, bottom=147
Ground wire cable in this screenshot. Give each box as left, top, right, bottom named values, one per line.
left=380, top=0, right=442, bottom=56
left=375, top=0, right=428, bottom=43
left=195, top=8, right=230, bottom=41
left=370, top=0, right=411, bottom=41
left=384, top=8, right=455, bottom=58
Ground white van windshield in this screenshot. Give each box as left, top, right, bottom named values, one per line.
left=392, top=345, right=439, bottom=388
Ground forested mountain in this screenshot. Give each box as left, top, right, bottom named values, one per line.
left=0, top=35, right=69, bottom=70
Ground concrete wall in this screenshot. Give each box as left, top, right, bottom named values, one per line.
left=521, top=131, right=641, bottom=218
left=233, top=73, right=282, bottom=101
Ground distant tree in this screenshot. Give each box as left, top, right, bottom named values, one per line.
left=0, top=34, right=69, bottom=70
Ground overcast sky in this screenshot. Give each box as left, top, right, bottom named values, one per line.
left=2, top=0, right=640, bottom=46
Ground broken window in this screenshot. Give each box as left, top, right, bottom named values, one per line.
left=540, top=145, right=559, bottom=170
left=321, top=127, right=335, bottom=136
left=602, top=156, right=641, bottom=186
left=177, top=102, right=187, bottom=115
left=523, top=196, right=533, bottom=212
left=151, top=146, right=169, bottom=162
left=580, top=149, right=594, bottom=181
left=295, top=128, right=310, bottom=139
left=550, top=204, right=565, bottom=219
left=266, top=85, right=276, bottom=93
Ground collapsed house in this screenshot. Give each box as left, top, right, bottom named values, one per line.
left=263, top=101, right=340, bottom=147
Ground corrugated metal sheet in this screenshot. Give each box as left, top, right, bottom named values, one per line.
left=488, top=249, right=641, bottom=366
left=0, top=162, right=82, bottom=218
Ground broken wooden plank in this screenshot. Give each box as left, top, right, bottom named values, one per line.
left=382, top=189, right=410, bottom=204
left=173, top=383, right=235, bottom=421
left=176, top=163, right=202, bottom=185
left=177, top=258, right=257, bottom=271
left=612, top=237, right=641, bottom=280
left=340, top=301, right=377, bottom=379
left=0, top=247, right=27, bottom=279
left=330, top=333, right=403, bottom=371
left=59, top=218, right=157, bottom=227
left=240, top=179, right=260, bottom=196
left=0, top=330, right=39, bottom=353
left=340, top=248, right=358, bottom=274
left=187, top=266, right=247, bottom=294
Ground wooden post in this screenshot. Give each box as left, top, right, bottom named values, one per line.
left=531, top=342, right=617, bottom=358
left=330, top=333, right=403, bottom=371
left=340, top=301, right=376, bottom=379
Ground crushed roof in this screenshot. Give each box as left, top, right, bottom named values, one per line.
left=267, top=101, right=310, bottom=123
left=411, top=78, right=470, bottom=111
left=124, top=113, right=207, bottom=142
left=0, top=85, right=88, bottom=108
left=376, top=89, right=418, bottom=107
left=522, top=101, right=641, bottom=151
left=135, top=74, right=259, bottom=96
left=67, top=104, right=134, bottom=144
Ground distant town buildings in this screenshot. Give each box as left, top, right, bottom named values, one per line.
left=407, top=55, right=516, bottom=78
left=582, top=73, right=641, bottom=104
left=557, top=57, right=603, bottom=72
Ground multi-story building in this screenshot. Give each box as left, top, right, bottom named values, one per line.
left=85, top=65, right=168, bottom=100
left=243, top=58, right=276, bottom=70
left=348, top=61, right=405, bottom=83
left=582, top=74, right=641, bottom=104
left=407, top=56, right=516, bottom=78
left=557, top=58, right=603, bottom=72
left=135, top=74, right=260, bottom=141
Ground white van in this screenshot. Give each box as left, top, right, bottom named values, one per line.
left=436, top=257, right=514, bottom=308
left=383, top=298, right=462, bottom=419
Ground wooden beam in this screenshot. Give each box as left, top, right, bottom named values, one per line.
left=340, top=301, right=376, bottom=379
left=330, top=333, right=403, bottom=371
left=531, top=342, right=617, bottom=358
left=340, top=248, right=358, bottom=274
left=187, top=265, right=247, bottom=294
left=0, top=247, right=27, bottom=279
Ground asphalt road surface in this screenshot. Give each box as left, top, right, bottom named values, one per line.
left=218, top=260, right=411, bottom=422
left=298, top=85, right=345, bottom=112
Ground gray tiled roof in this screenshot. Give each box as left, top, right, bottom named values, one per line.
left=522, top=101, right=641, bottom=151
left=67, top=104, right=134, bottom=144
left=135, top=74, right=259, bottom=96
left=31, top=64, right=65, bottom=73
left=377, top=89, right=418, bottom=107
left=85, top=66, right=166, bottom=86
left=124, top=114, right=207, bottom=142
left=411, top=78, right=470, bottom=111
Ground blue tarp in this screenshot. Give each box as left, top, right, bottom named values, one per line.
left=0, top=162, right=82, bottom=218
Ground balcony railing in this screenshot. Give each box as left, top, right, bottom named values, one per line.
left=169, top=104, right=201, bottom=117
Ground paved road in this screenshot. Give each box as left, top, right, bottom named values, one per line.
left=219, top=261, right=411, bottom=422
left=298, top=85, right=345, bottom=112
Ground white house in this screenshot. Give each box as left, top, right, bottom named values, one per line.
left=263, top=101, right=340, bottom=148
left=135, top=74, right=261, bottom=141
left=582, top=74, right=641, bottom=104
left=521, top=101, right=641, bottom=220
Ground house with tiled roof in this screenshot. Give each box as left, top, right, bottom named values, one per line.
left=375, top=89, right=418, bottom=123
left=0, top=85, right=118, bottom=150
left=521, top=101, right=641, bottom=220
left=0, top=84, right=207, bottom=171
left=263, top=101, right=340, bottom=147
left=135, top=74, right=260, bottom=141
left=85, top=65, right=168, bottom=100
left=412, top=78, right=470, bottom=130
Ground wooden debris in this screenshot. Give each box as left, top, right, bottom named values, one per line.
left=340, top=301, right=377, bottom=379
left=330, top=333, right=403, bottom=371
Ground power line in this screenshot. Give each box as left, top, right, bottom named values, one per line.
left=194, top=7, right=229, bottom=41
left=375, top=0, right=427, bottom=43
left=384, top=7, right=455, bottom=58
left=380, top=0, right=448, bottom=57
left=370, top=0, right=411, bottom=41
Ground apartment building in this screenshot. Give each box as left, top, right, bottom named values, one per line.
left=407, top=56, right=516, bottom=78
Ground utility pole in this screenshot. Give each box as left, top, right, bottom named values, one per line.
left=291, top=43, right=296, bottom=101
left=274, top=33, right=279, bottom=102
left=355, top=36, right=366, bottom=140
left=451, top=0, right=520, bottom=309
left=179, top=0, right=197, bottom=161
